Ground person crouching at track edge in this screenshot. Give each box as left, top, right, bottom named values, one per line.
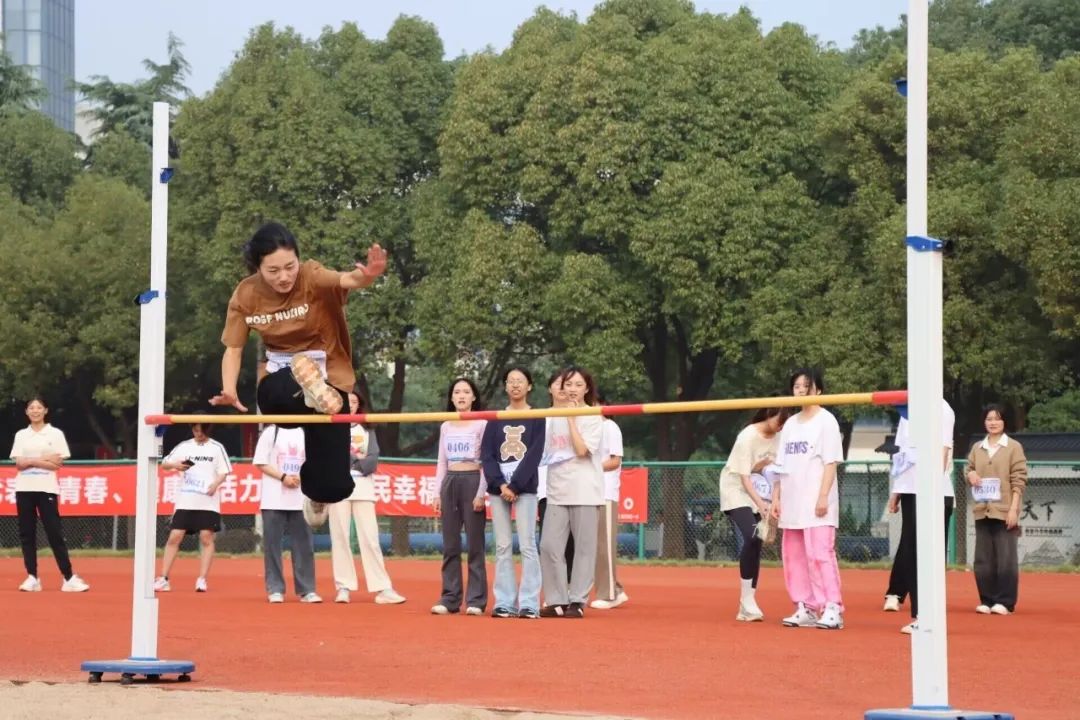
left=211, top=222, right=386, bottom=524
left=771, top=368, right=845, bottom=630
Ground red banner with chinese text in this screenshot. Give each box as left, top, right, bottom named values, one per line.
left=0, top=464, right=648, bottom=523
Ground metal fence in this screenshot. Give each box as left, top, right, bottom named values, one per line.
left=2, top=460, right=1078, bottom=568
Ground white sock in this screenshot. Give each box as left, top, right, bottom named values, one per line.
left=740, top=578, right=755, bottom=601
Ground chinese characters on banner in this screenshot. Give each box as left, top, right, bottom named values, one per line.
left=0, top=463, right=649, bottom=523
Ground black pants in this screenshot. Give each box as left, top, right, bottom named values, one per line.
left=16, top=491, right=73, bottom=580
left=886, top=494, right=954, bottom=618
left=439, top=471, right=488, bottom=611
left=725, top=507, right=762, bottom=586
left=257, top=368, right=354, bottom=503
left=538, top=497, right=574, bottom=581
left=974, top=518, right=1019, bottom=611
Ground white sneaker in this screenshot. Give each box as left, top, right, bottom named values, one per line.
left=590, top=591, right=629, bottom=610
left=61, top=575, right=90, bottom=593
left=782, top=602, right=818, bottom=627
left=375, top=588, right=406, bottom=605
left=736, top=597, right=765, bottom=622
left=153, top=576, right=171, bottom=592
left=268, top=592, right=285, bottom=604
left=18, top=575, right=41, bottom=592
left=300, top=592, right=323, bottom=603
left=900, top=621, right=918, bottom=634
left=465, top=606, right=483, bottom=616
left=990, top=603, right=1010, bottom=615
left=431, top=604, right=450, bottom=615
left=291, top=354, right=343, bottom=414
left=335, top=588, right=350, bottom=604
left=975, top=604, right=991, bottom=614
left=303, top=498, right=328, bottom=528
left=883, top=594, right=901, bottom=612
left=815, top=602, right=844, bottom=629
left=195, top=577, right=208, bottom=593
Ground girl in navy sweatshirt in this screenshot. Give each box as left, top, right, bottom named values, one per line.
left=481, top=367, right=546, bottom=618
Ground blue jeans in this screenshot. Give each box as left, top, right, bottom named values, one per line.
left=490, top=493, right=540, bottom=612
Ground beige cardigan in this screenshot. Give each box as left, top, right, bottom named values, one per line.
left=964, top=435, right=1027, bottom=522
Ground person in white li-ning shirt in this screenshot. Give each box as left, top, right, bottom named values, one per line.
left=591, top=405, right=629, bottom=610
left=253, top=424, right=321, bottom=603
left=882, top=398, right=956, bottom=634
left=154, top=423, right=231, bottom=593
left=10, top=396, right=89, bottom=593
left=770, top=368, right=846, bottom=630
left=327, top=392, right=405, bottom=605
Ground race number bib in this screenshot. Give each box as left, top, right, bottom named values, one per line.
left=281, top=456, right=302, bottom=476
left=499, top=460, right=521, bottom=483
left=445, top=433, right=477, bottom=463
left=350, top=426, right=369, bottom=458
left=972, top=477, right=1001, bottom=503
left=750, top=473, right=772, bottom=500
left=181, top=468, right=208, bottom=494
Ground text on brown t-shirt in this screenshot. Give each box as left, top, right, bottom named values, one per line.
left=221, top=259, right=355, bottom=390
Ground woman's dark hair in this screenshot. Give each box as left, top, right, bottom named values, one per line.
left=545, top=368, right=565, bottom=404
left=502, top=366, right=533, bottom=386
left=750, top=404, right=791, bottom=426
left=191, top=422, right=214, bottom=438
left=445, top=377, right=483, bottom=412
left=25, top=395, right=48, bottom=410
left=982, top=403, right=1007, bottom=428
left=244, top=222, right=300, bottom=273
left=789, top=367, right=825, bottom=395
left=559, top=366, right=597, bottom=406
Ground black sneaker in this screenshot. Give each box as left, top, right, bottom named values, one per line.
left=539, top=604, right=567, bottom=618
left=492, top=606, right=515, bottom=618
left=518, top=608, right=540, bottom=619
left=566, top=602, right=585, bottom=618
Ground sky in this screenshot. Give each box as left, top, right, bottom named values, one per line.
left=75, top=1, right=909, bottom=97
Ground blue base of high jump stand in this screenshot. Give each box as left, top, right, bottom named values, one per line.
left=81, top=658, right=195, bottom=685
left=866, top=709, right=1014, bottom=719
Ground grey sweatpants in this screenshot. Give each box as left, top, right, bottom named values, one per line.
left=540, top=504, right=599, bottom=605
left=261, top=509, right=316, bottom=596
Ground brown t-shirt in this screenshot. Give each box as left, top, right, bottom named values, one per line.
left=221, top=260, right=355, bottom=390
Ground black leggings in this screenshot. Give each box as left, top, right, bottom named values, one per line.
left=257, top=368, right=354, bottom=503
left=886, top=494, right=954, bottom=618
left=17, top=491, right=73, bottom=580
left=725, top=506, right=762, bottom=587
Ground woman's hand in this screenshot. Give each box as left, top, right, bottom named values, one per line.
left=887, top=494, right=900, bottom=514
left=967, top=471, right=981, bottom=487
left=815, top=495, right=829, bottom=518
left=770, top=501, right=781, bottom=521
left=346, top=244, right=388, bottom=287
left=210, top=390, right=248, bottom=412
left=1006, top=506, right=1019, bottom=530
left=472, top=497, right=486, bottom=512
left=282, top=474, right=301, bottom=489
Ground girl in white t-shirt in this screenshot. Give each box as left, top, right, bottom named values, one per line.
left=770, top=369, right=845, bottom=629
left=9, top=397, right=89, bottom=593
left=720, top=404, right=790, bottom=622
left=254, top=424, right=321, bottom=603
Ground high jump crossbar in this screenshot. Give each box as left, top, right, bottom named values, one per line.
left=146, top=390, right=909, bottom=426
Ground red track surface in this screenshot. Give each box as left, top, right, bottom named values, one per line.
left=1, top=557, right=1076, bottom=718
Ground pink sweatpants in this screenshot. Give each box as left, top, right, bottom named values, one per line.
left=782, top=526, right=843, bottom=613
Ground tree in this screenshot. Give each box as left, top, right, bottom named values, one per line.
left=76, top=33, right=191, bottom=146
left=0, top=45, right=45, bottom=108
left=0, top=176, right=151, bottom=452
left=86, top=130, right=151, bottom=194
left=0, top=109, right=80, bottom=211
left=1027, top=390, right=1080, bottom=432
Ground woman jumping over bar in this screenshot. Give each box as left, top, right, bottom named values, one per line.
left=211, top=222, right=386, bottom=518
